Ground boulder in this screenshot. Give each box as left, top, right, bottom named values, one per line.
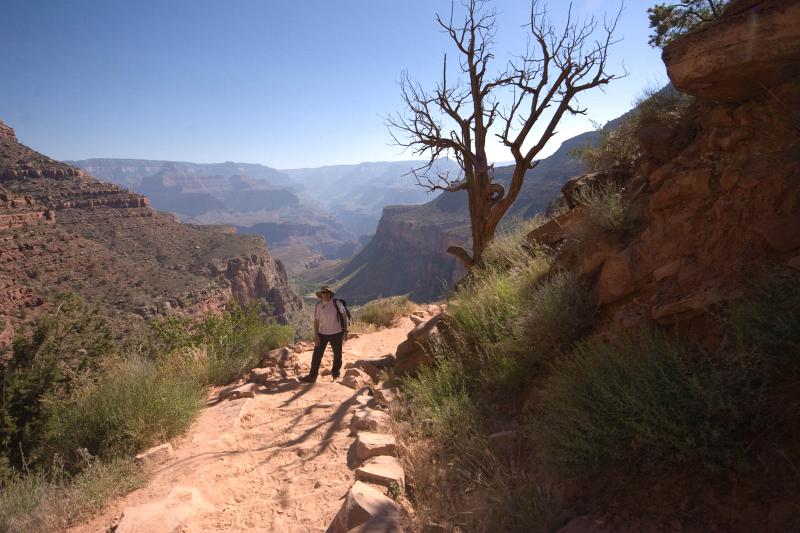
left=373, top=387, right=401, bottom=408
left=750, top=215, right=800, bottom=253
left=662, top=0, right=800, bottom=102
left=249, top=367, right=276, bottom=384
left=409, top=314, right=425, bottom=326
left=349, top=432, right=397, bottom=467
left=355, top=456, right=405, bottom=490
left=394, top=314, right=449, bottom=376
left=343, top=515, right=404, bottom=533
left=527, top=207, right=586, bottom=247
left=596, top=249, right=636, bottom=305
left=331, top=481, right=402, bottom=533
left=134, top=443, right=175, bottom=468
left=652, top=290, right=727, bottom=325
left=350, top=408, right=392, bottom=435
left=260, top=347, right=296, bottom=368
left=561, top=169, right=630, bottom=209
left=345, top=360, right=381, bottom=381
left=217, top=382, right=258, bottom=402
left=579, top=232, right=625, bottom=276
left=341, top=368, right=371, bottom=390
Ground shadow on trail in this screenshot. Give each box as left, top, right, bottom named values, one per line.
left=255, top=386, right=367, bottom=467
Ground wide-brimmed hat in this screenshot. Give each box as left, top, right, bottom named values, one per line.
left=315, top=285, right=336, bottom=298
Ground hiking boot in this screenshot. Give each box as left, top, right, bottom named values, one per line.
left=299, top=375, right=316, bottom=384
left=331, top=374, right=340, bottom=382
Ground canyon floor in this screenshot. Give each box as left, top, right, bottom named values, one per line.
left=69, top=318, right=415, bottom=533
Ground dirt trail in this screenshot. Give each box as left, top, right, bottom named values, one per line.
left=70, top=318, right=414, bottom=533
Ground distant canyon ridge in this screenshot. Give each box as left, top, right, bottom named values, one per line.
left=68, top=158, right=461, bottom=278
left=70, top=130, right=599, bottom=303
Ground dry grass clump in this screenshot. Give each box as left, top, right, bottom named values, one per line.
left=0, top=458, right=144, bottom=533
left=354, top=296, right=414, bottom=328
left=532, top=328, right=745, bottom=470
left=571, top=181, right=629, bottom=232
left=574, top=84, right=694, bottom=172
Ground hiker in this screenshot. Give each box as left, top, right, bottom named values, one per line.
left=300, top=285, right=351, bottom=383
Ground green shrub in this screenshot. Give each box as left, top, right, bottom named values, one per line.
left=355, top=296, right=413, bottom=328
left=574, top=85, right=693, bottom=172
left=573, top=119, right=641, bottom=172
left=533, top=328, right=743, bottom=470
left=0, top=295, right=118, bottom=472
left=723, top=274, right=800, bottom=367
left=481, top=216, right=547, bottom=272
left=404, top=353, right=475, bottom=442
left=0, top=458, right=144, bottom=533
left=648, top=0, right=728, bottom=48
left=517, top=271, right=595, bottom=361
left=449, top=257, right=550, bottom=349
left=571, top=181, right=628, bottom=232
left=55, top=356, right=202, bottom=459
left=195, top=303, right=294, bottom=385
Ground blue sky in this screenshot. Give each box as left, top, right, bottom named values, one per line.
left=0, top=0, right=667, bottom=168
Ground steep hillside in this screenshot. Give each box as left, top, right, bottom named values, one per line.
left=540, top=0, right=800, bottom=339
left=392, top=2, right=800, bottom=531
left=69, top=158, right=359, bottom=275
left=316, top=130, right=597, bottom=303
left=1, top=124, right=302, bottom=347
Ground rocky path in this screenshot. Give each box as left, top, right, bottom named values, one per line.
left=70, top=316, right=418, bottom=533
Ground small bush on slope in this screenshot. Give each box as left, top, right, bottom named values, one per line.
left=574, top=85, right=694, bottom=173
left=571, top=181, right=629, bottom=233
left=723, top=274, right=800, bottom=368
left=0, top=458, right=144, bottom=533
left=517, top=270, right=595, bottom=361
left=55, top=356, right=203, bottom=459
left=400, top=341, right=566, bottom=532
left=194, top=303, right=294, bottom=385
left=532, top=328, right=744, bottom=470
left=354, top=296, right=413, bottom=328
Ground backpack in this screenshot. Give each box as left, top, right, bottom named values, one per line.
left=334, top=298, right=352, bottom=331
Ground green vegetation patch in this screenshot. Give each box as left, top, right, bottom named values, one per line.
left=354, top=296, right=413, bottom=328
left=532, top=328, right=743, bottom=470
left=0, top=458, right=144, bottom=533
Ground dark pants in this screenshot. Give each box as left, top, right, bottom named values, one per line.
left=309, top=331, right=344, bottom=379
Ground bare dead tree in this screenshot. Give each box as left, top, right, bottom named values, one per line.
left=387, top=0, right=623, bottom=270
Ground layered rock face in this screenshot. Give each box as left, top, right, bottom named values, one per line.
left=332, top=198, right=470, bottom=304
left=533, top=0, right=800, bottom=338
left=0, top=120, right=302, bottom=346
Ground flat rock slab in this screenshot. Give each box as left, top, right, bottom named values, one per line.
left=341, top=367, right=370, bottom=390
left=115, top=486, right=213, bottom=533
left=373, top=387, right=401, bottom=407
left=249, top=367, right=276, bottom=384
left=344, top=515, right=404, bottom=533
left=217, top=382, right=258, bottom=401
left=349, top=432, right=397, bottom=467
left=355, top=456, right=405, bottom=490
left=134, top=443, right=174, bottom=469
left=350, top=408, right=392, bottom=435
left=331, top=481, right=401, bottom=533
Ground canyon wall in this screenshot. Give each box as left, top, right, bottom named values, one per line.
left=0, top=121, right=302, bottom=347
left=531, top=0, right=800, bottom=341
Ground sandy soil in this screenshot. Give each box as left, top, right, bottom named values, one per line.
left=70, top=318, right=414, bottom=533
